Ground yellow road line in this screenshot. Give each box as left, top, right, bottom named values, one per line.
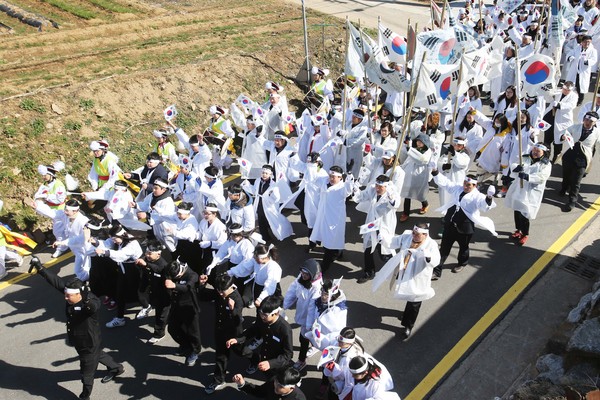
left=406, top=195, right=600, bottom=400
left=0, top=174, right=242, bottom=292
left=0, top=251, right=73, bottom=291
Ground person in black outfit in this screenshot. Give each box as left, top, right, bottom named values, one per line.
left=28, top=257, right=124, bottom=400
left=164, top=259, right=202, bottom=367
left=226, top=295, right=293, bottom=378
left=135, top=239, right=171, bottom=344
left=255, top=164, right=275, bottom=242
left=123, top=152, right=169, bottom=201
left=198, top=273, right=244, bottom=394
left=233, top=366, right=306, bottom=400
left=431, top=171, right=496, bottom=279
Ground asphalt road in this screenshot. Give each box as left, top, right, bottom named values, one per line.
left=1, top=140, right=599, bottom=400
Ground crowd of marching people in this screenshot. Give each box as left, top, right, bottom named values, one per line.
left=4, top=0, right=600, bottom=398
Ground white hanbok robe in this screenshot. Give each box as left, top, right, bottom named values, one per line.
left=137, top=194, right=178, bottom=252
left=174, top=127, right=212, bottom=176
left=373, top=230, right=440, bottom=302
left=474, top=111, right=511, bottom=174
left=354, top=185, right=399, bottom=255
left=283, top=275, right=323, bottom=336
left=52, top=211, right=90, bottom=281
left=249, top=179, right=293, bottom=241
left=339, top=354, right=399, bottom=400
left=227, top=258, right=282, bottom=303
left=505, top=156, right=552, bottom=220
left=240, top=126, right=268, bottom=179
left=343, top=120, right=369, bottom=177
left=566, top=45, right=598, bottom=95
left=284, top=159, right=329, bottom=228
left=198, top=218, right=227, bottom=251
left=305, top=292, right=348, bottom=350
left=400, top=147, right=432, bottom=202
left=438, top=150, right=470, bottom=208
left=310, top=179, right=354, bottom=250
left=550, top=91, right=578, bottom=143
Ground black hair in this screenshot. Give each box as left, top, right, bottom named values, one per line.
left=339, top=327, right=366, bottom=353
left=204, top=202, right=221, bottom=220
left=254, top=244, right=279, bottom=262
left=214, top=273, right=235, bottom=292
left=146, top=152, right=161, bottom=161
left=228, top=183, right=243, bottom=195
left=379, top=121, right=397, bottom=138
left=177, top=202, right=193, bottom=212
left=146, top=239, right=163, bottom=253
left=493, top=113, right=510, bottom=133
left=205, top=165, right=219, bottom=178
left=329, top=165, right=344, bottom=175
left=375, top=174, right=390, bottom=183
left=513, top=109, right=531, bottom=131
left=165, top=259, right=186, bottom=280
left=349, top=356, right=382, bottom=381
left=65, top=199, right=80, bottom=208
left=497, top=86, right=517, bottom=108
left=259, top=295, right=283, bottom=314
left=65, top=277, right=84, bottom=291
left=275, top=367, right=302, bottom=386
left=321, top=279, right=341, bottom=302
left=468, top=85, right=480, bottom=99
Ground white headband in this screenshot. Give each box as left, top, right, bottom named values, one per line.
left=262, top=168, right=273, bottom=175
left=204, top=206, right=219, bottom=213
left=205, top=172, right=218, bottom=179
left=338, top=336, right=356, bottom=344
left=260, top=306, right=281, bottom=316
left=257, top=252, right=270, bottom=259
left=274, top=380, right=296, bottom=389
left=177, top=209, right=191, bottom=214
left=113, top=228, right=127, bottom=237
left=349, top=362, right=369, bottom=374
left=464, top=176, right=478, bottom=184
left=65, top=205, right=80, bottom=211
left=64, top=288, right=81, bottom=294
left=413, top=226, right=429, bottom=234
left=584, top=115, right=598, bottom=122
left=533, top=143, right=549, bottom=151
left=329, top=170, right=343, bottom=177
left=154, top=180, right=169, bottom=188
left=229, top=227, right=243, bottom=234
left=375, top=180, right=390, bottom=187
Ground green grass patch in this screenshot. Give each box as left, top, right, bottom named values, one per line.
left=29, top=118, right=45, bottom=137
left=19, top=98, right=46, bottom=113
left=79, top=98, right=95, bottom=110
left=64, top=120, right=83, bottom=131
left=43, top=0, right=97, bottom=19
left=86, top=0, right=138, bottom=13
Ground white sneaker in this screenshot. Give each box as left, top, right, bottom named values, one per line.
left=51, top=249, right=65, bottom=258
left=15, top=255, right=24, bottom=267
left=147, top=335, right=164, bottom=344
left=136, top=306, right=152, bottom=319
left=106, top=317, right=126, bottom=328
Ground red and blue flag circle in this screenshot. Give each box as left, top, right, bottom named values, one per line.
left=367, top=222, right=376, bottom=229
left=241, top=160, right=247, bottom=167
left=438, top=39, right=456, bottom=64
left=524, top=61, right=550, bottom=85
left=391, top=36, right=407, bottom=55
left=439, top=76, right=452, bottom=100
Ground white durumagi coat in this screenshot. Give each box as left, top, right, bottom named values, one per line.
left=305, top=291, right=348, bottom=350
left=136, top=194, right=178, bottom=252
left=340, top=355, right=399, bottom=400
left=354, top=185, right=399, bottom=255
left=198, top=217, right=227, bottom=251
left=473, top=110, right=511, bottom=174
left=565, top=45, right=598, bottom=95
left=241, top=127, right=268, bottom=180
left=250, top=179, right=294, bottom=241
left=433, top=173, right=498, bottom=235
left=550, top=91, right=578, bottom=143
left=283, top=275, right=323, bottom=335
left=343, top=120, right=369, bottom=177
left=284, top=159, right=330, bottom=228
left=437, top=151, right=470, bottom=209
left=227, top=258, right=282, bottom=303
left=505, top=156, right=552, bottom=220
left=51, top=211, right=90, bottom=281
left=400, top=147, right=432, bottom=202
left=372, top=230, right=440, bottom=302
left=365, top=162, right=405, bottom=195
left=310, top=179, right=354, bottom=250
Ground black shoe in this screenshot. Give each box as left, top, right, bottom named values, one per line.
left=357, top=274, right=374, bottom=284
left=563, top=202, right=575, bottom=212
left=558, top=189, right=567, bottom=196
left=336, top=250, right=344, bottom=260
left=401, top=326, right=412, bottom=340
left=79, top=392, right=91, bottom=400
left=431, top=273, right=441, bottom=281
left=101, top=366, right=124, bottom=383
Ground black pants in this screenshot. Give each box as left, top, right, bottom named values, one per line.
left=213, top=329, right=235, bottom=384
left=115, top=262, right=140, bottom=319
left=322, top=248, right=340, bottom=274
left=514, top=211, right=530, bottom=236
left=78, top=347, right=121, bottom=399
left=561, top=163, right=586, bottom=205
left=401, top=301, right=422, bottom=329
left=175, top=240, right=202, bottom=273
left=403, top=198, right=428, bottom=215
left=363, top=244, right=392, bottom=276
left=295, top=189, right=307, bottom=226
left=168, top=304, right=202, bottom=354
left=435, top=223, right=472, bottom=277
left=256, top=203, right=272, bottom=242
left=298, top=334, right=311, bottom=361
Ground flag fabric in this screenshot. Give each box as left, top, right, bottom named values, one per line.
left=561, top=0, right=578, bottom=29
left=413, top=28, right=459, bottom=71
left=444, top=0, right=456, bottom=27
left=407, top=24, right=417, bottom=62
left=229, top=102, right=247, bottom=131
left=163, top=105, right=177, bottom=122
left=317, top=346, right=341, bottom=369
left=413, top=63, right=460, bottom=110
left=535, top=119, right=552, bottom=132
left=0, top=225, right=37, bottom=256
left=431, top=0, right=443, bottom=28
left=235, top=94, right=256, bottom=113
left=459, top=35, right=505, bottom=93
left=359, top=220, right=380, bottom=235
left=237, top=157, right=252, bottom=176
left=378, top=22, right=408, bottom=64
left=519, top=54, right=556, bottom=97
left=497, top=0, right=525, bottom=14
left=453, top=25, right=478, bottom=54
left=345, top=20, right=368, bottom=84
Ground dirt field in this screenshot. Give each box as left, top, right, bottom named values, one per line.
left=0, top=0, right=346, bottom=229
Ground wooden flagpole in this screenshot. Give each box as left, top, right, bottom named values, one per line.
left=514, top=46, right=524, bottom=188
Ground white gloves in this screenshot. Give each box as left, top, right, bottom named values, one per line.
left=200, top=241, right=211, bottom=249
left=428, top=160, right=438, bottom=170
left=487, top=185, right=496, bottom=197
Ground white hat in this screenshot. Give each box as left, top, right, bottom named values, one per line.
left=382, top=150, right=395, bottom=159
left=90, top=140, right=108, bottom=151
left=453, top=138, right=467, bottom=145
left=209, top=105, right=226, bottom=116
left=311, top=66, right=329, bottom=76
left=153, top=129, right=168, bottom=139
